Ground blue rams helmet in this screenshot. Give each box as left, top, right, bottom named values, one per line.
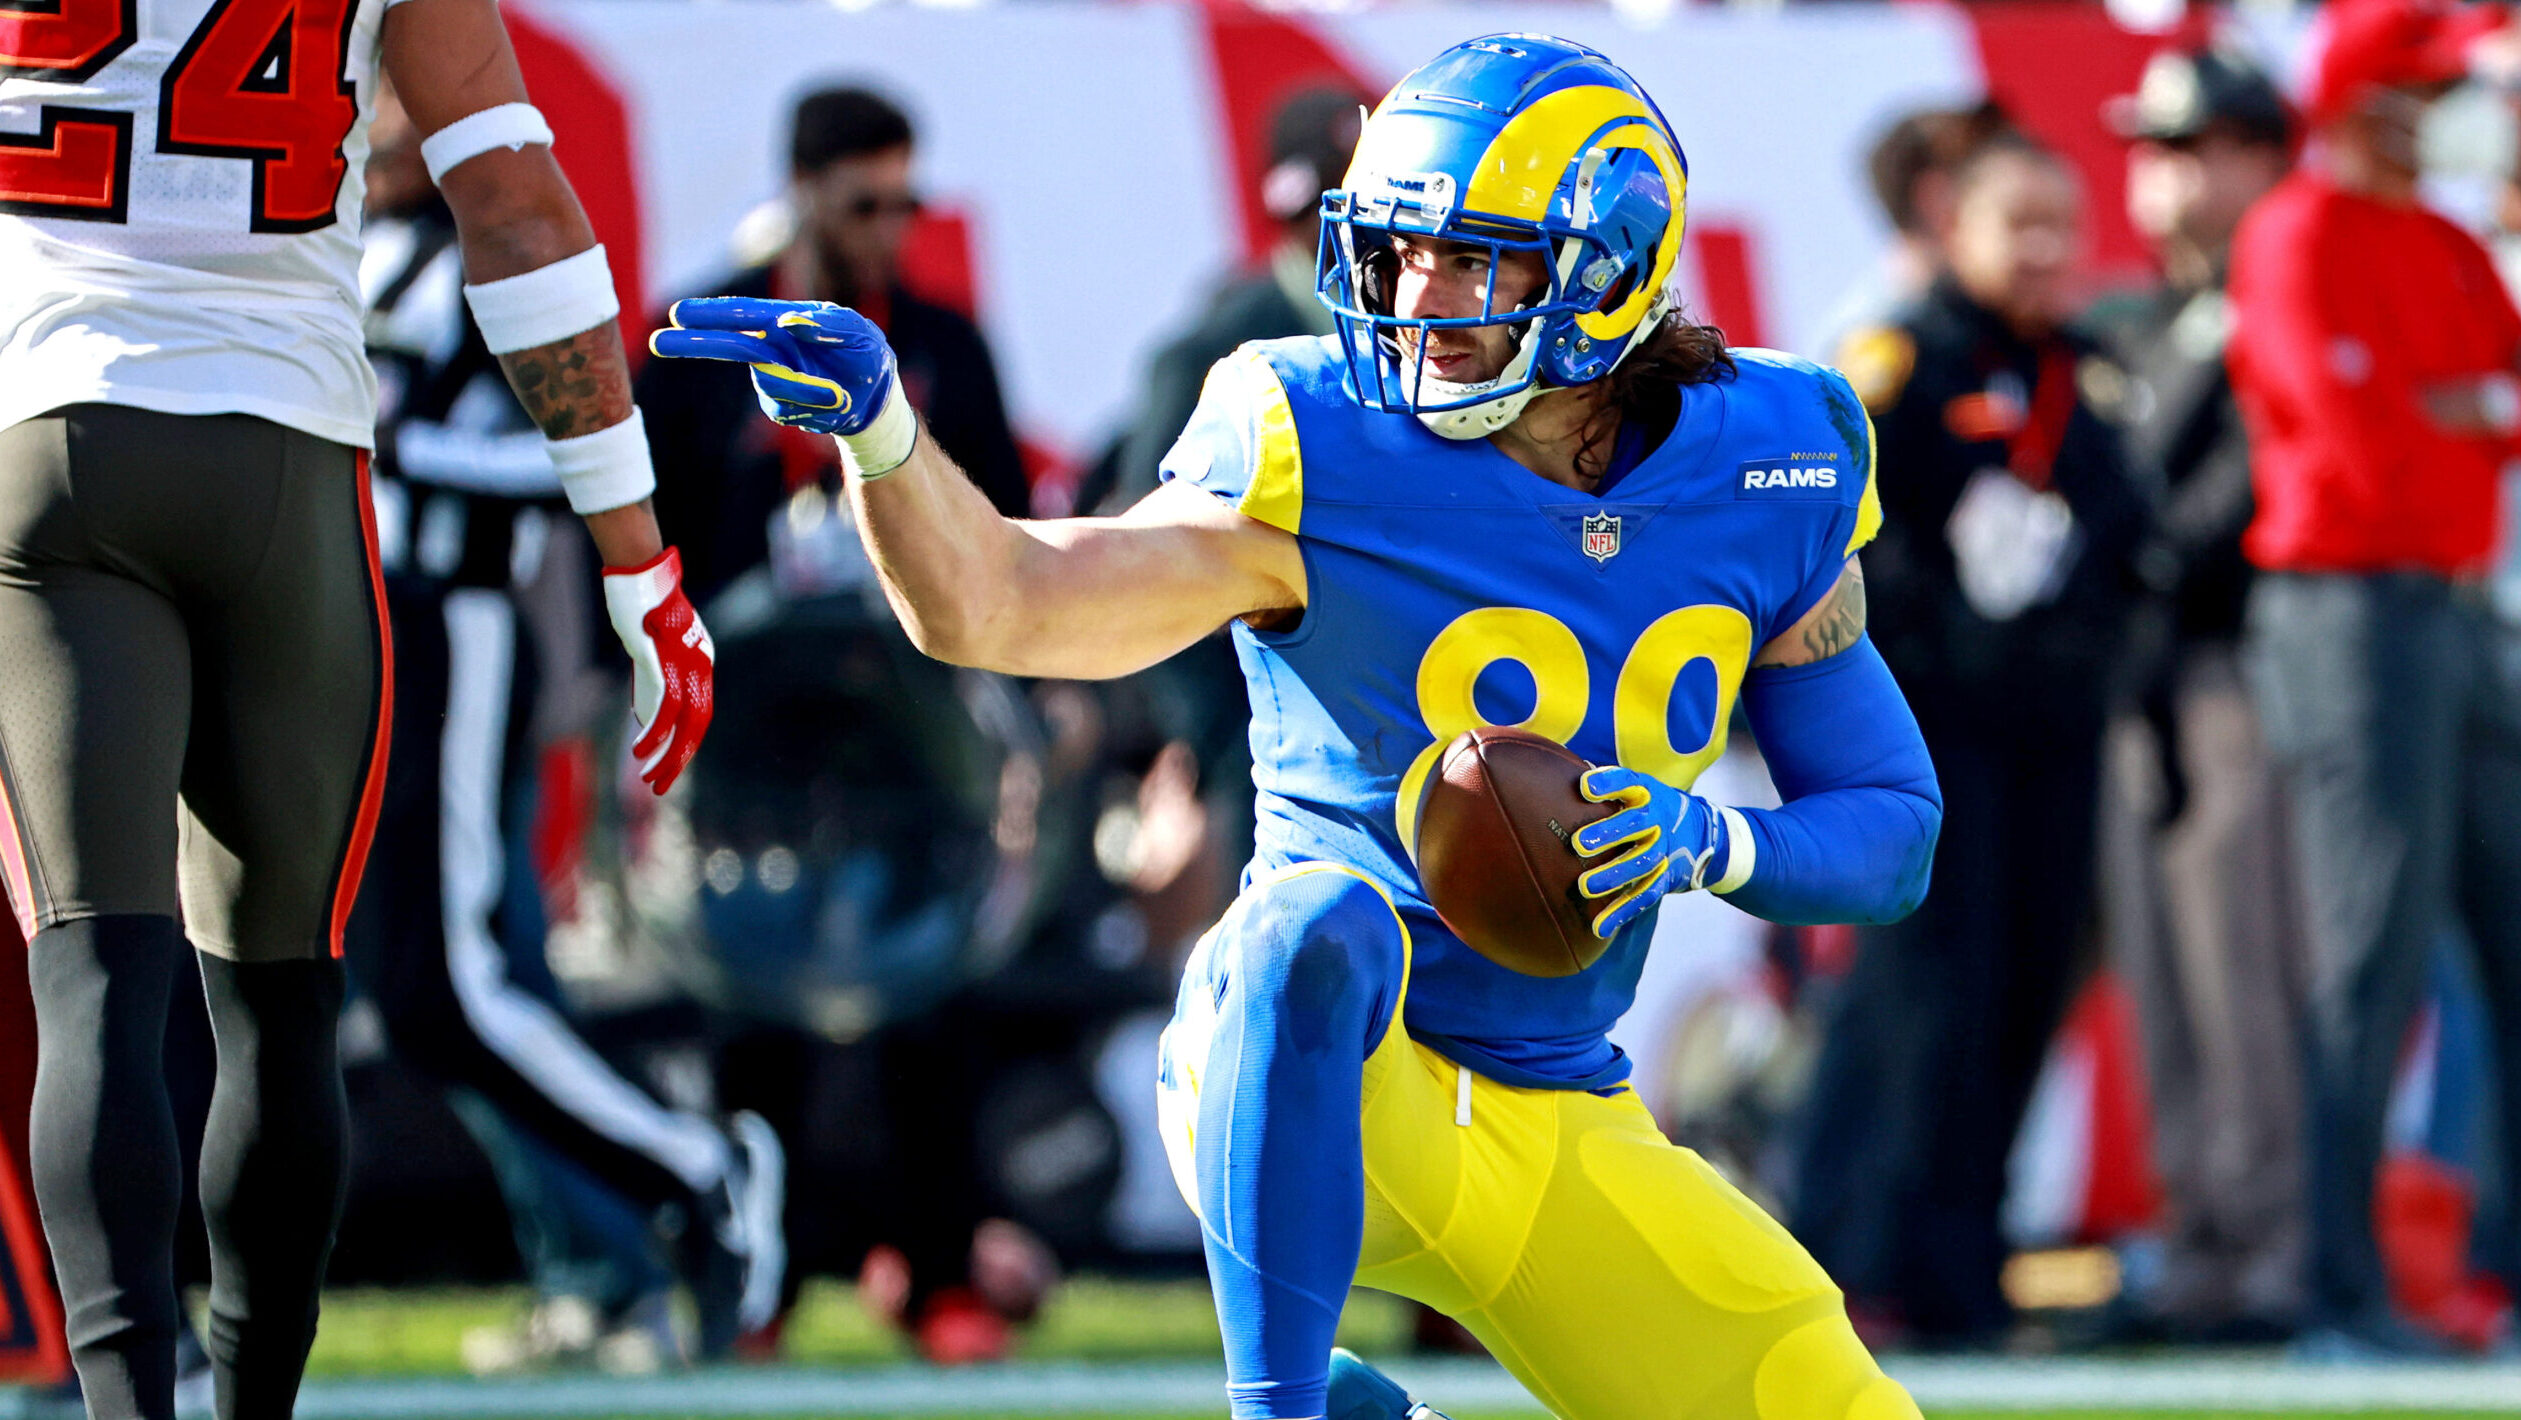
left=1319, top=34, right=1689, bottom=439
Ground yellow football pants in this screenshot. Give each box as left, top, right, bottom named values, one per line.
left=1353, top=1025, right=1915, bottom=1419
left=1160, top=864, right=1917, bottom=1420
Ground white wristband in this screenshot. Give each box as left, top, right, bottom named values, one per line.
left=1710, top=806, right=1756, bottom=895
left=836, top=374, right=918, bottom=481
left=421, top=103, right=553, bottom=184
left=464, top=245, right=619, bottom=355
left=546, top=410, right=657, bottom=515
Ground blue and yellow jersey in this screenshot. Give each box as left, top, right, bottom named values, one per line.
left=1162, top=335, right=1879, bottom=1089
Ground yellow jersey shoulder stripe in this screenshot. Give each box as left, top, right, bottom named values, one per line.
left=1234, top=346, right=1304, bottom=536
left=1846, top=412, right=1883, bottom=558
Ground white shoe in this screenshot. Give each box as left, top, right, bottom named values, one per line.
left=728, top=1110, right=788, bottom=1336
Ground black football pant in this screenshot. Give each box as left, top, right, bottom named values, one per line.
left=0, top=406, right=382, bottom=1419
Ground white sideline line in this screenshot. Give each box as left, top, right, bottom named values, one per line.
left=10, top=1357, right=2521, bottom=1417
left=1885, top=1358, right=2521, bottom=1411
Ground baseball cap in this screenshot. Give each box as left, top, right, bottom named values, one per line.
left=2108, top=46, right=2293, bottom=146
left=1261, top=87, right=1369, bottom=223
left=2305, top=0, right=2511, bottom=125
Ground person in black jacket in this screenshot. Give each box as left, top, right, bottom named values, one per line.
left=1794, top=131, right=2152, bottom=1348
left=1095, top=87, right=1365, bottom=516
left=637, top=86, right=1029, bottom=608
left=2088, top=47, right=2307, bottom=1343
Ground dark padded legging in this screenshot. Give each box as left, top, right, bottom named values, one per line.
left=30, top=918, right=348, bottom=1420
left=2, top=404, right=387, bottom=1419
left=0, top=405, right=388, bottom=959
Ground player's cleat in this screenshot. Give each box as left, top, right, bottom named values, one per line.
left=914, top=1287, right=1014, bottom=1366
left=684, top=1110, right=788, bottom=1360
left=1327, top=1348, right=1453, bottom=1420
left=728, top=1111, right=789, bottom=1334
left=857, top=1225, right=1055, bottom=1365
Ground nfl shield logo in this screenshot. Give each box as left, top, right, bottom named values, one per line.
left=1582, top=512, right=1622, bottom=563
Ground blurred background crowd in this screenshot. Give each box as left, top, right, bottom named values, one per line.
left=8, top=0, right=2521, bottom=1389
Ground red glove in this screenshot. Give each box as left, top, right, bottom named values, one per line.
left=601, top=547, right=715, bottom=794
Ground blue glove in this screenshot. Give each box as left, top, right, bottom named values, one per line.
left=649, top=298, right=917, bottom=473
left=1570, top=765, right=1732, bottom=940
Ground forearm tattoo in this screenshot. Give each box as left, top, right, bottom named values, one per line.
left=498, top=323, right=635, bottom=441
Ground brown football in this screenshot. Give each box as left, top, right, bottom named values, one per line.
left=1411, top=727, right=1617, bottom=978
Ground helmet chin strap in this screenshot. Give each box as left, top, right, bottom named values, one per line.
left=1409, top=291, right=1675, bottom=442
left=1411, top=235, right=1659, bottom=442
left=1414, top=325, right=1546, bottom=440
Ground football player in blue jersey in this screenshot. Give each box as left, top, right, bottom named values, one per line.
left=652, top=33, right=1941, bottom=1419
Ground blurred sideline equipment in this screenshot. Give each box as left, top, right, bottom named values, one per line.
left=652, top=30, right=1941, bottom=1420
left=0, top=0, right=713, bottom=1412
left=687, top=534, right=1123, bottom=1359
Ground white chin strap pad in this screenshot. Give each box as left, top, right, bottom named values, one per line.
left=1414, top=327, right=1546, bottom=440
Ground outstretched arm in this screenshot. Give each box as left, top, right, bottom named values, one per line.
left=650, top=299, right=1305, bottom=679
left=857, top=458, right=1304, bottom=678
left=381, top=0, right=711, bottom=793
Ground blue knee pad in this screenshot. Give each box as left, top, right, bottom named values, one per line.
left=1190, top=867, right=1405, bottom=1420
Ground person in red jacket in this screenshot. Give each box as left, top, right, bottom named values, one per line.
left=2225, top=0, right=2521, bottom=1357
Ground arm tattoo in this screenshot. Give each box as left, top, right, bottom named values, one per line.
left=1800, top=559, right=1867, bottom=661
left=497, top=323, right=635, bottom=441
left=1754, top=559, right=1867, bottom=668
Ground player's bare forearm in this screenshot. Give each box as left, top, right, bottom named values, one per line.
left=498, top=324, right=633, bottom=441
left=579, top=502, right=665, bottom=568
left=436, top=146, right=597, bottom=283
left=850, top=441, right=1301, bottom=679
left=1752, top=558, right=1866, bottom=668
left=493, top=322, right=662, bottom=556
left=437, top=154, right=634, bottom=448
left=472, top=227, right=655, bottom=546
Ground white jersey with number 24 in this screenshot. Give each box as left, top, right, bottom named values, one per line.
left=0, top=0, right=421, bottom=447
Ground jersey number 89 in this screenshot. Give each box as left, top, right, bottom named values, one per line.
left=1, top=0, right=358, bottom=230
left=1394, top=604, right=1753, bottom=852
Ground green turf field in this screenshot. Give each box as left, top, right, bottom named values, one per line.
left=303, top=1277, right=1288, bottom=1375
left=11, top=1281, right=2521, bottom=1419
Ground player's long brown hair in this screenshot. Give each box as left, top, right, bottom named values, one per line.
left=1574, top=309, right=1735, bottom=484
